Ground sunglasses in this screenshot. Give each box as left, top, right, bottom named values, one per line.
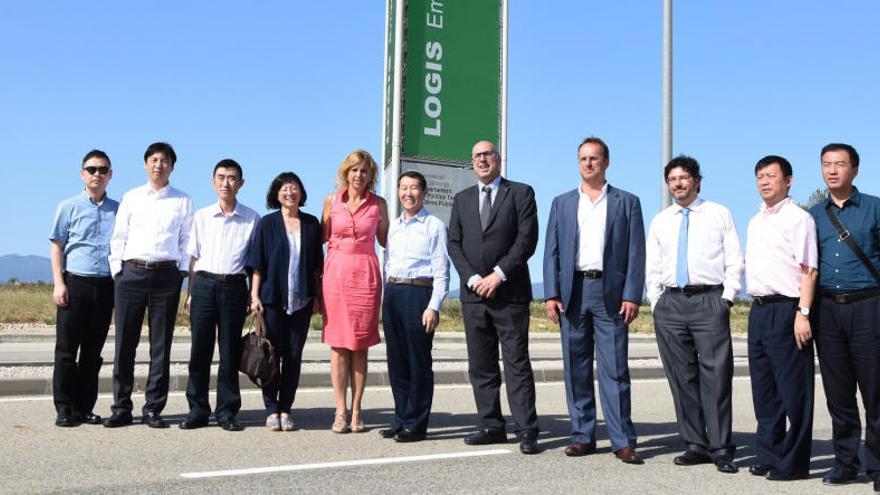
left=83, top=166, right=111, bottom=175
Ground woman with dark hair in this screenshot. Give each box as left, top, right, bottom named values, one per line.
left=321, top=149, right=389, bottom=433
left=247, top=172, right=323, bottom=431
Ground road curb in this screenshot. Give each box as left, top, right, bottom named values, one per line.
left=0, top=363, right=759, bottom=398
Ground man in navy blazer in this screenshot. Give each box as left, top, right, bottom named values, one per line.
left=448, top=140, right=540, bottom=454
left=543, top=137, right=646, bottom=463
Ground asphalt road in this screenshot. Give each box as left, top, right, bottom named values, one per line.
left=0, top=377, right=873, bottom=494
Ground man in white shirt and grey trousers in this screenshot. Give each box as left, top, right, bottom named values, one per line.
left=105, top=142, right=193, bottom=428
left=646, top=155, right=744, bottom=474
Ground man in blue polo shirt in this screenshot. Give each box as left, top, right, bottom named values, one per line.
left=49, top=149, right=119, bottom=427
left=810, top=143, right=880, bottom=491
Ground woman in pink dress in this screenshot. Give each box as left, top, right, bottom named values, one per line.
left=321, top=149, right=388, bottom=433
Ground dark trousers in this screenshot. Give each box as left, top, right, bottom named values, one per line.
left=816, top=293, right=880, bottom=474
left=561, top=277, right=636, bottom=451
left=185, top=274, right=247, bottom=421
left=748, top=300, right=814, bottom=475
left=53, top=273, right=114, bottom=415
left=462, top=300, right=538, bottom=434
left=653, top=288, right=735, bottom=457
left=261, top=303, right=312, bottom=415
left=382, top=283, right=435, bottom=434
left=111, top=264, right=183, bottom=415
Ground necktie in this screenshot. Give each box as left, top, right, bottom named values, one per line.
left=675, top=207, right=690, bottom=287
left=480, top=185, right=492, bottom=231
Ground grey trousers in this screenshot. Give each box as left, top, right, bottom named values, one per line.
left=653, top=288, right=735, bottom=457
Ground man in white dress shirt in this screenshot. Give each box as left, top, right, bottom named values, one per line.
left=646, top=155, right=744, bottom=473
left=379, top=170, right=449, bottom=443
left=744, top=155, right=817, bottom=481
left=179, top=159, right=259, bottom=432
left=105, top=142, right=193, bottom=428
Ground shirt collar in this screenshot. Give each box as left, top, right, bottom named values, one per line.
left=478, top=176, right=502, bottom=191
left=397, top=206, right=429, bottom=224
left=759, top=196, right=792, bottom=214
left=212, top=201, right=241, bottom=217
left=674, top=196, right=704, bottom=213
left=81, top=189, right=106, bottom=206
left=824, top=186, right=861, bottom=208
left=145, top=182, right=171, bottom=197
left=578, top=182, right=608, bottom=203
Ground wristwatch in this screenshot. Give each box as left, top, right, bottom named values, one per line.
left=798, top=306, right=810, bottom=317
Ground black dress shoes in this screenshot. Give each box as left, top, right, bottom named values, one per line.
left=379, top=426, right=403, bottom=439
left=822, top=466, right=858, bottom=485
left=715, top=455, right=738, bottom=474
left=103, top=412, right=133, bottom=428
left=564, top=442, right=596, bottom=457
left=81, top=412, right=102, bottom=425
left=748, top=463, right=772, bottom=476
left=673, top=451, right=712, bottom=466
left=395, top=429, right=426, bottom=443
left=518, top=430, right=539, bottom=455
left=141, top=411, right=168, bottom=429
left=55, top=409, right=77, bottom=427
left=766, top=470, right=809, bottom=481
left=219, top=417, right=243, bottom=432
left=464, top=430, right=508, bottom=446
left=179, top=417, right=209, bottom=430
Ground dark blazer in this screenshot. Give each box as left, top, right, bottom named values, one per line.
left=448, top=178, right=538, bottom=304
left=543, top=184, right=645, bottom=316
left=246, top=210, right=323, bottom=309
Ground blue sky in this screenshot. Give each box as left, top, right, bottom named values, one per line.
left=2, top=1, right=878, bottom=285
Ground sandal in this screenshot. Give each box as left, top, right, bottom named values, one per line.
left=280, top=413, right=294, bottom=432
left=350, top=411, right=366, bottom=433
left=332, top=411, right=350, bottom=433
left=266, top=413, right=281, bottom=432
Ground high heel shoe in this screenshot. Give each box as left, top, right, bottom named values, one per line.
left=350, top=411, right=366, bottom=433
left=332, top=411, right=350, bottom=433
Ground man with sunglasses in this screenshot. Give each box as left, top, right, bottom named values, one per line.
left=49, top=149, right=118, bottom=427
left=105, top=142, right=193, bottom=428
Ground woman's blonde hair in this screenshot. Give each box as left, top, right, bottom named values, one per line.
left=336, top=149, right=379, bottom=191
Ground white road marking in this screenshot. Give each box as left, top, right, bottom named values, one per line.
left=180, top=449, right=512, bottom=479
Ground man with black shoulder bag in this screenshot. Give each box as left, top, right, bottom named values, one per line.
left=809, top=143, right=880, bottom=491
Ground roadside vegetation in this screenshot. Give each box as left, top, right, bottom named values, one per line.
left=1, top=282, right=751, bottom=333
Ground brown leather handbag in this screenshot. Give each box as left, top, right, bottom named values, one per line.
left=239, top=311, right=278, bottom=387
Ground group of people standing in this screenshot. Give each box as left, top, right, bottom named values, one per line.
left=540, top=138, right=879, bottom=491
left=48, top=138, right=879, bottom=490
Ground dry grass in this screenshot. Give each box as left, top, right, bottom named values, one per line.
left=1, top=283, right=749, bottom=333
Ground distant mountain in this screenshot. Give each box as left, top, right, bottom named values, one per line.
left=448, top=282, right=544, bottom=300
left=0, top=254, right=52, bottom=283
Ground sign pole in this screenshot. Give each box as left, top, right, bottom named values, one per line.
left=501, top=0, right=509, bottom=178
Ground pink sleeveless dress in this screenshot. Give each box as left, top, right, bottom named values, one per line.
left=321, top=189, right=382, bottom=350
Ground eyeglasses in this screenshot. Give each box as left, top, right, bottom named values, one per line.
left=279, top=186, right=300, bottom=194
left=472, top=150, right=496, bottom=160
left=83, top=166, right=110, bottom=175
left=665, top=174, right=693, bottom=184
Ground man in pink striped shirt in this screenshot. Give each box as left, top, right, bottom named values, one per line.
left=745, top=155, right=818, bottom=482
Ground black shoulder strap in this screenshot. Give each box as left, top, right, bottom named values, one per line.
left=825, top=203, right=880, bottom=284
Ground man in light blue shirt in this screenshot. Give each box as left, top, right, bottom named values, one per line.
left=379, top=171, right=449, bottom=442
left=49, top=149, right=118, bottom=427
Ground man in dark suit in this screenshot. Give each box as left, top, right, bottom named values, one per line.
left=448, top=140, right=540, bottom=455
left=543, top=136, right=645, bottom=463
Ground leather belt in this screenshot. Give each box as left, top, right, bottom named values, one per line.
left=575, top=270, right=603, bottom=279
left=752, top=294, right=798, bottom=305
left=388, top=276, right=433, bottom=287
left=822, top=287, right=880, bottom=304
left=124, top=259, right=178, bottom=270
left=196, top=271, right=246, bottom=282
left=665, top=284, right=723, bottom=295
